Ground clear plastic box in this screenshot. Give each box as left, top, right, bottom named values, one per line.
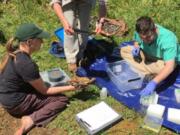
left=140, top=92, right=159, bottom=107
left=143, top=115, right=163, bottom=133
left=106, top=60, right=144, bottom=93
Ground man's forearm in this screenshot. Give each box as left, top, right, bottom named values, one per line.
left=153, top=60, right=175, bottom=84
left=53, top=3, right=66, bottom=25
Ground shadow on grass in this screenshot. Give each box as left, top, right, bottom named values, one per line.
left=69, top=90, right=99, bottom=101
left=93, top=118, right=123, bottom=135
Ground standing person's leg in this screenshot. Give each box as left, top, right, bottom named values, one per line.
left=63, top=3, right=78, bottom=72
left=75, top=1, right=93, bottom=65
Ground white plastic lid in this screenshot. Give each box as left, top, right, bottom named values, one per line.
left=102, top=87, right=107, bottom=91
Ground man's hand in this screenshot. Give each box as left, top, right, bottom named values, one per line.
left=95, top=18, right=104, bottom=34
left=131, top=46, right=140, bottom=57
left=140, top=80, right=157, bottom=96
left=63, top=20, right=74, bottom=35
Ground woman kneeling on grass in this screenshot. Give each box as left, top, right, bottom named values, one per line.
left=0, top=23, right=78, bottom=135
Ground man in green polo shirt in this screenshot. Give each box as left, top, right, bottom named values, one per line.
left=120, top=16, right=180, bottom=96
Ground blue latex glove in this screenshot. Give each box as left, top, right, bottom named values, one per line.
left=131, top=46, right=140, bottom=57
left=140, top=80, right=157, bottom=96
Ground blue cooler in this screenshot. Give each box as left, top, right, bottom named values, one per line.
left=55, top=27, right=64, bottom=43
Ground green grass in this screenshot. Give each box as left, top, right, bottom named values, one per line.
left=0, top=0, right=180, bottom=134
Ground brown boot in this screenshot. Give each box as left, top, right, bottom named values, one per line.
left=68, top=63, right=77, bottom=72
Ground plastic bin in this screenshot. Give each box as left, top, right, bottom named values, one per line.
left=54, top=28, right=64, bottom=43
left=143, top=114, right=163, bottom=133
left=106, top=60, right=144, bottom=93
left=40, top=68, right=70, bottom=87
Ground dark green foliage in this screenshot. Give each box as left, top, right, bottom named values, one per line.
left=0, top=30, right=6, bottom=44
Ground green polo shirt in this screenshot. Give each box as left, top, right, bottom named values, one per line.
left=134, top=25, right=180, bottom=64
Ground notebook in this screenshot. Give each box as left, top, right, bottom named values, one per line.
left=76, top=101, right=122, bottom=135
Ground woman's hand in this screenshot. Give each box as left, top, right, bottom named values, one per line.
left=29, top=78, right=77, bottom=95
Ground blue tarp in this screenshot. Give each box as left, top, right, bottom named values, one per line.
left=77, top=40, right=180, bottom=133
left=49, top=41, right=65, bottom=58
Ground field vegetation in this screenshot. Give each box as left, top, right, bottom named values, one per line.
left=0, top=0, right=180, bottom=135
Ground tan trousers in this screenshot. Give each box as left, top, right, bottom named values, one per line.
left=63, top=1, right=93, bottom=64
left=120, top=46, right=165, bottom=75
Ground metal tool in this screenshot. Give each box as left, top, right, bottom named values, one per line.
left=73, top=28, right=95, bottom=35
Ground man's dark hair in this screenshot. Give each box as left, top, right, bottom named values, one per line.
left=136, top=16, right=156, bottom=35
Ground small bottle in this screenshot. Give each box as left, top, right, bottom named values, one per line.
left=100, top=87, right=108, bottom=100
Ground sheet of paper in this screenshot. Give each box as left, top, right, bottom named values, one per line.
left=76, top=101, right=121, bottom=132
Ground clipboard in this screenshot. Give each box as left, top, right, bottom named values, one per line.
left=76, top=101, right=122, bottom=135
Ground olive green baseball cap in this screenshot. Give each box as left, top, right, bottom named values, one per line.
left=15, top=23, right=50, bottom=41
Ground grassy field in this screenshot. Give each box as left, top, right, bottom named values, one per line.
left=0, top=0, right=180, bottom=135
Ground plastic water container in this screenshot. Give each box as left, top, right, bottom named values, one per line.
left=142, top=104, right=165, bottom=133
left=146, top=104, right=165, bottom=119
left=106, top=60, right=144, bottom=93
left=100, top=87, right=108, bottom=100
left=168, top=108, right=180, bottom=124
left=143, top=114, right=163, bottom=133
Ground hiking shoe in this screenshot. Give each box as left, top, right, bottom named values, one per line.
left=68, top=63, right=77, bottom=72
